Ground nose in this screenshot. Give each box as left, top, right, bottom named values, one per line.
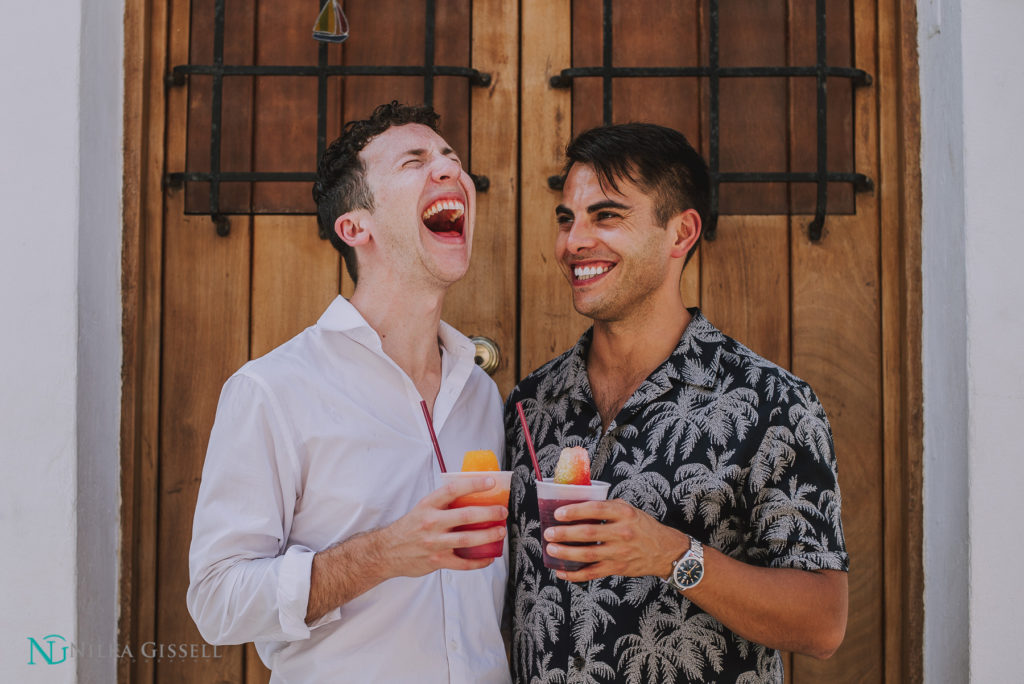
left=430, top=154, right=462, bottom=182
left=564, top=218, right=597, bottom=254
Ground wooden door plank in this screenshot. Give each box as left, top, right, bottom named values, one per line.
left=443, top=0, right=518, bottom=394
left=788, top=1, right=884, bottom=680
left=716, top=0, right=788, bottom=214
left=121, top=0, right=170, bottom=681
left=790, top=213, right=883, bottom=684
left=157, top=219, right=251, bottom=684
left=520, top=0, right=581, bottom=376
left=701, top=216, right=790, bottom=369
left=878, top=0, right=925, bottom=680
left=246, top=216, right=339, bottom=683
left=156, top=1, right=249, bottom=680
left=252, top=0, right=319, bottom=213
left=251, top=216, right=341, bottom=358
left=342, top=0, right=426, bottom=119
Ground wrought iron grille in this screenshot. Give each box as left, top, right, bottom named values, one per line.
left=548, top=0, right=873, bottom=241
left=165, top=0, right=491, bottom=236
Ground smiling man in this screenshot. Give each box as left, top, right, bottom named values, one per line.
left=188, top=102, right=511, bottom=683
left=506, top=123, right=849, bottom=683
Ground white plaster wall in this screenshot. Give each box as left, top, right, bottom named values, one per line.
left=960, top=1, right=1024, bottom=680
left=918, top=1, right=970, bottom=681
left=76, top=0, right=124, bottom=682
left=0, top=0, right=122, bottom=682
left=921, top=1, right=1024, bottom=681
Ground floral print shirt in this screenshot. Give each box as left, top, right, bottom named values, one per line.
left=505, top=309, right=848, bottom=683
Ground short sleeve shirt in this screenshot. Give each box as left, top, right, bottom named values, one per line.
left=505, top=309, right=848, bottom=684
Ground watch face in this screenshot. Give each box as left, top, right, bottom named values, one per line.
left=674, top=558, right=703, bottom=588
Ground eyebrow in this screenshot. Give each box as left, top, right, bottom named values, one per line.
left=400, top=147, right=459, bottom=160
left=555, top=200, right=630, bottom=216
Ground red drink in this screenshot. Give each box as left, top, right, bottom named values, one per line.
left=441, top=471, right=512, bottom=559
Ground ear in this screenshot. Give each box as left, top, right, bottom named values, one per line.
left=334, top=211, right=371, bottom=248
left=667, top=208, right=702, bottom=259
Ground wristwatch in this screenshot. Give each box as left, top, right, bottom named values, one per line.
left=664, top=536, right=704, bottom=592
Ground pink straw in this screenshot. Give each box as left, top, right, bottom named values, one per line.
left=420, top=400, right=448, bottom=473
left=515, top=401, right=544, bottom=481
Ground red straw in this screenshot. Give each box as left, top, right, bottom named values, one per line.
left=515, top=401, right=544, bottom=481
left=420, top=400, right=447, bottom=473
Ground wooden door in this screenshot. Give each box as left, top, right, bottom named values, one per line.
left=121, top=1, right=922, bottom=682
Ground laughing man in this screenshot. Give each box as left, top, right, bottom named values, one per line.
left=188, top=102, right=511, bottom=683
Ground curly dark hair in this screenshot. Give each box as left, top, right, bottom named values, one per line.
left=312, top=101, right=441, bottom=284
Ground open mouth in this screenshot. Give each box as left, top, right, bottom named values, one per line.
left=572, top=263, right=614, bottom=283
left=421, top=198, right=466, bottom=238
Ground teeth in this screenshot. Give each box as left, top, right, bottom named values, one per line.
left=422, top=199, right=465, bottom=221
left=573, top=264, right=612, bottom=281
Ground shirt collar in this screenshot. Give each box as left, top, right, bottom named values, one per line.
left=557, top=307, right=726, bottom=409
left=316, top=294, right=476, bottom=372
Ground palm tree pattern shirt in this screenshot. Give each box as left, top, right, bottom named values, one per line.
left=505, top=309, right=848, bottom=683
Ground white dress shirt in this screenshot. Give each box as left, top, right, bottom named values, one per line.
left=187, top=296, right=510, bottom=684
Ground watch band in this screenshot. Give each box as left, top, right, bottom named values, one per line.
left=663, top=536, right=705, bottom=592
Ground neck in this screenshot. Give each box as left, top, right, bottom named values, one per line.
left=589, top=296, right=691, bottom=381
left=586, top=295, right=691, bottom=431
left=350, top=276, right=447, bottom=393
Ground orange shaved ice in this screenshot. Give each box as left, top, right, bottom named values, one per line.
left=554, top=447, right=591, bottom=485
left=462, top=449, right=500, bottom=472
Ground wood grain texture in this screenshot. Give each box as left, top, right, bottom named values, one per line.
left=251, top=216, right=340, bottom=359
left=447, top=0, right=519, bottom=394
left=700, top=215, right=790, bottom=369
left=246, top=216, right=338, bottom=683
left=155, top=2, right=249, bottom=680
left=156, top=211, right=251, bottom=683
left=520, top=0, right=583, bottom=377
left=880, top=0, right=925, bottom=680
left=252, top=0, right=318, bottom=212
left=716, top=0, right=788, bottom=214
left=791, top=214, right=883, bottom=684
left=121, top=0, right=168, bottom=681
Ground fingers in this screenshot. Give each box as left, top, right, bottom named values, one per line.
left=446, top=503, right=509, bottom=528
left=554, top=499, right=629, bottom=522
left=443, top=522, right=507, bottom=551
left=427, top=475, right=500, bottom=506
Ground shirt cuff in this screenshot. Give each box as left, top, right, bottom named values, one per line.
left=276, top=544, right=341, bottom=638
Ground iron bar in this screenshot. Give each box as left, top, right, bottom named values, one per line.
left=549, top=65, right=871, bottom=87
left=210, top=0, right=227, bottom=235
left=171, top=1, right=492, bottom=228
left=548, top=0, right=872, bottom=242
left=424, top=0, right=436, bottom=105
left=708, top=0, right=720, bottom=240
left=172, top=63, right=491, bottom=82
left=603, top=0, right=613, bottom=124
left=809, top=0, right=829, bottom=241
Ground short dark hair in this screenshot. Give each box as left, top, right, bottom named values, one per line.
left=563, top=122, right=712, bottom=265
left=312, top=101, right=441, bottom=283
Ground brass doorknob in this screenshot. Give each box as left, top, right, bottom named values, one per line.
left=470, top=336, right=501, bottom=375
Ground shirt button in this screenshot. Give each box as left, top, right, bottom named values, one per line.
left=573, top=655, right=585, bottom=670
left=450, top=641, right=459, bottom=651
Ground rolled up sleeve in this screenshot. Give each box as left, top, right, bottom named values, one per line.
left=187, top=373, right=340, bottom=644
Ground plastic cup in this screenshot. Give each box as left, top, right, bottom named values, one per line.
left=441, top=471, right=512, bottom=559
left=535, top=478, right=611, bottom=571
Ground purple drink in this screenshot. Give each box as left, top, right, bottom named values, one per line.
left=535, top=479, right=611, bottom=572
